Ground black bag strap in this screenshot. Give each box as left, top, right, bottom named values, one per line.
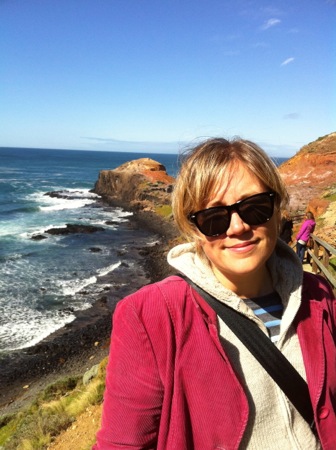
left=179, top=274, right=315, bottom=429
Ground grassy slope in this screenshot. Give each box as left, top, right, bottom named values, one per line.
left=0, top=359, right=108, bottom=450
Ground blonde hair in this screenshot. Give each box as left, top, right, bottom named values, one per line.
left=172, top=137, right=289, bottom=241
left=281, top=210, right=291, bottom=220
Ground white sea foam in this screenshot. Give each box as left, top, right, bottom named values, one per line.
left=93, top=219, right=117, bottom=227
left=66, top=188, right=100, bottom=198
left=28, top=189, right=99, bottom=212
left=20, top=224, right=68, bottom=240
left=147, top=239, right=161, bottom=246
left=114, top=208, right=133, bottom=218
left=58, top=261, right=121, bottom=296
left=0, top=226, right=23, bottom=237
left=60, top=275, right=98, bottom=296
left=0, top=308, right=76, bottom=351
left=97, top=261, right=121, bottom=277
left=40, top=198, right=96, bottom=212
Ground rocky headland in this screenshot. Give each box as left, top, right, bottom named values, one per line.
left=94, top=157, right=175, bottom=213
left=93, top=157, right=180, bottom=282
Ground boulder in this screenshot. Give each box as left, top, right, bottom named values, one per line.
left=83, top=364, right=99, bottom=385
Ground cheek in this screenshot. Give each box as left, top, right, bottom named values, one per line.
left=199, top=236, right=224, bottom=260
left=198, top=232, right=220, bottom=247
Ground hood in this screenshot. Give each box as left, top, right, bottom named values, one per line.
left=167, top=239, right=303, bottom=308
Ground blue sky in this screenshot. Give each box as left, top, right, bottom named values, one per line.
left=1, top=0, right=335, bottom=157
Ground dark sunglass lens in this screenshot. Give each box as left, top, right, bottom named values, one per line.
left=196, top=208, right=230, bottom=236
left=238, top=194, right=274, bottom=225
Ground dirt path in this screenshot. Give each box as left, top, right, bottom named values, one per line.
left=47, top=404, right=102, bottom=450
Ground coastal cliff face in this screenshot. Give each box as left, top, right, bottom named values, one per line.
left=278, top=132, right=336, bottom=244
left=279, top=132, right=336, bottom=214
left=94, top=158, right=175, bottom=211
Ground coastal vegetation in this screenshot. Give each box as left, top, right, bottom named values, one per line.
left=329, top=257, right=336, bottom=276
left=323, top=187, right=336, bottom=203
left=155, top=204, right=172, bottom=217
left=0, top=359, right=108, bottom=449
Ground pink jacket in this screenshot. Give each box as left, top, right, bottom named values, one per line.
left=94, top=273, right=336, bottom=450
left=296, top=219, right=316, bottom=243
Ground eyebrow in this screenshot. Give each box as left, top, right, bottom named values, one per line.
left=206, top=191, right=264, bottom=208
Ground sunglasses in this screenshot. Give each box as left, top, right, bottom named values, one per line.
left=189, top=191, right=276, bottom=237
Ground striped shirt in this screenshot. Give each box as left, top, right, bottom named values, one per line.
left=245, top=292, right=283, bottom=343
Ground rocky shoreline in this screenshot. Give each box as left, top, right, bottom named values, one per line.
left=0, top=202, right=178, bottom=416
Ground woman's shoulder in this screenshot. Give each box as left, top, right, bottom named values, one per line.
left=302, top=272, right=335, bottom=301
left=115, top=275, right=190, bottom=314
left=113, top=276, right=199, bottom=339
left=131, top=275, right=188, bottom=298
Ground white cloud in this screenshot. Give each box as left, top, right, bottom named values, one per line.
left=281, top=57, right=295, bottom=66
left=261, top=18, right=281, bottom=30
left=283, top=113, right=300, bottom=120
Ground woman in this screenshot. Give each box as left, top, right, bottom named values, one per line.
left=93, top=138, right=335, bottom=449
left=296, top=212, right=316, bottom=263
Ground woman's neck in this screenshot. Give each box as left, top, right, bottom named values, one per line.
left=212, top=265, right=274, bottom=299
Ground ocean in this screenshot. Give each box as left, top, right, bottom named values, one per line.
left=0, top=147, right=180, bottom=354
left=0, top=147, right=287, bottom=355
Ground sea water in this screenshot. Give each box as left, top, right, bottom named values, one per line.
left=0, top=147, right=180, bottom=353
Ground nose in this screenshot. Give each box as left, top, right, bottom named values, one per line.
left=225, top=211, right=251, bottom=236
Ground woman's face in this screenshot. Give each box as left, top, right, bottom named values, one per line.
left=197, top=162, right=279, bottom=293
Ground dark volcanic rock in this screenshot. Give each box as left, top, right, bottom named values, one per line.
left=44, top=190, right=72, bottom=199
left=105, top=220, right=120, bottom=225
left=44, top=190, right=94, bottom=200
left=45, top=224, right=104, bottom=235
left=31, top=234, right=48, bottom=240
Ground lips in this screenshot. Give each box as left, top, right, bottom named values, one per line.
left=226, top=240, right=257, bottom=252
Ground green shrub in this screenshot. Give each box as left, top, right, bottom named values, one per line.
left=37, top=376, right=79, bottom=403
left=155, top=204, right=172, bottom=217
left=329, top=257, right=336, bottom=275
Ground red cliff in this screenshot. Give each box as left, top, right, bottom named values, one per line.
left=279, top=132, right=336, bottom=215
